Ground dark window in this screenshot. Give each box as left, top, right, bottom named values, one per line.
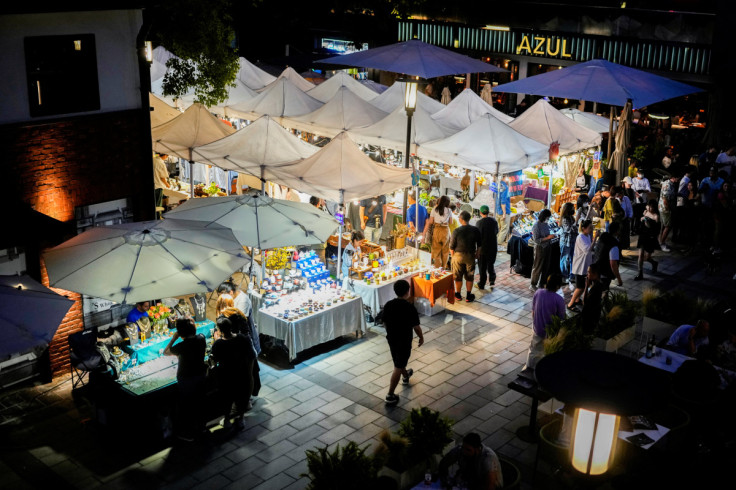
left=24, top=34, right=100, bottom=117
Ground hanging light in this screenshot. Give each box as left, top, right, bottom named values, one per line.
left=144, top=41, right=153, bottom=63
left=404, top=80, right=418, bottom=116
left=570, top=408, right=620, bottom=475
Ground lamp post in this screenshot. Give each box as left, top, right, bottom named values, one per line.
left=401, top=80, right=418, bottom=229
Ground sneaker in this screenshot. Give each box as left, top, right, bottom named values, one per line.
left=233, top=416, right=245, bottom=430
left=660, top=244, right=670, bottom=252
left=222, top=417, right=232, bottom=429
left=385, top=393, right=399, bottom=405
left=465, top=293, right=476, bottom=303
left=454, top=292, right=462, bottom=300
left=402, top=368, right=414, bottom=385
left=489, top=281, right=495, bottom=287
left=475, top=282, right=485, bottom=290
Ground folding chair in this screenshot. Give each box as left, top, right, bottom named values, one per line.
left=69, top=329, right=107, bottom=389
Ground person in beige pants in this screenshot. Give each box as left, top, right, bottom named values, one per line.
left=423, top=196, right=452, bottom=268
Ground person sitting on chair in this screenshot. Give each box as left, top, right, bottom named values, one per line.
left=438, top=432, right=503, bottom=490
left=667, top=320, right=710, bottom=356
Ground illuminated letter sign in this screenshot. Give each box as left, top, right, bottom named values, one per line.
left=516, top=34, right=572, bottom=59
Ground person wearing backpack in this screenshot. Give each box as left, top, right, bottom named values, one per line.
left=592, top=221, right=624, bottom=290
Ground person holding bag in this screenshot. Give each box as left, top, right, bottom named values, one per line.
left=423, top=195, right=452, bottom=268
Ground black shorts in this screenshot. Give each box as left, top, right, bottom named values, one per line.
left=575, top=274, right=586, bottom=289
left=389, top=343, right=411, bottom=369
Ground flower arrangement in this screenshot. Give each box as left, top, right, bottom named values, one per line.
left=265, top=247, right=291, bottom=270
left=147, top=303, right=172, bottom=321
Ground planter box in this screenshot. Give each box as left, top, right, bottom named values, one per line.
left=592, top=324, right=636, bottom=352
left=378, top=454, right=442, bottom=490
left=641, top=316, right=677, bottom=344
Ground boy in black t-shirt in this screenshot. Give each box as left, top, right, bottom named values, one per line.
left=382, top=280, right=424, bottom=405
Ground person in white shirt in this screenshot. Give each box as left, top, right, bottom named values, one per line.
left=631, top=170, right=651, bottom=203
left=568, top=219, right=597, bottom=309
left=715, top=147, right=736, bottom=177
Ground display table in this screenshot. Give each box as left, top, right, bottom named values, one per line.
left=412, top=273, right=455, bottom=307
left=117, top=356, right=178, bottom=396
left=343, top=268, right=428, bottom=318
left=249, top=292, right=366, bottom=361
left=440, top=175, right=463, bottom=195
left=523, top=186, right=549, bottom=205
left=124, top=320, right=215, bottom=364
left=506, top=235, right=533, bottom=277
left=163, top=187, right=190, bottom=204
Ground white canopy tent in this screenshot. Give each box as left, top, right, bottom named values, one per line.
left=418, top=113, right=549, bottom=174
left=177, top=78, right=258, bottom=116
left=258, top=66, right=316, bottom=93
left=149, top=93, right=181, bottom=128
left=509, top=100, right=602, bottom=155
left=237, top=57, right=277, bottom=90
left=151, top=103, right=236, bottom=196
left=227, top=77, right=323, bottom=121
left=431, top=88, right=513, bottom=132
left=560, top=108, right=616, bottom=134
left=306, top=71, right=379, bottom=102
left=281, top=86, right=388, bottom=138
left=369, top=81, right=445, bottom=115
left=349, top=104, right=454, bottom=153
left=267, top=132, right=413, bottom=277
left=360, top=79, right=389, bottom=94
left=192, top=115, right=318, bottom=185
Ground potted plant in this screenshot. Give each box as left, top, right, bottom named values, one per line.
left=543, top=315, right=593, bottom=355
left=592, top=290, right=640, bottom=352
left=374, top=407, right=454, bottom=489
left=302, top=441, right=378, bottom=490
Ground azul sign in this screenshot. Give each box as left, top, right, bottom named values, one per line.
left=516, top=35, right=572, bottom=59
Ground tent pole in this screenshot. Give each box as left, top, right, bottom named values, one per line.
left=261, top=166, right=265, bottom=194
left=494, top=162, right=500, bottom=219
left=189, top=148, right=195, bottom=199
left=607, top=108, right=614, bottom=161
left=402, top=111, right=413, bottom=224
left=337, top=190, right=344, bottom=281
left=547, top=163, right=554, bottom=210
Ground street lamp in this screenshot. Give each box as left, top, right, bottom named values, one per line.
left=401, top=79, right=418, bottom=230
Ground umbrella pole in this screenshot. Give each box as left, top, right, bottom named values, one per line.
left=337, top=190, right=344, bottom=280
left=189, top=148, right=195, bottom=199
left=494, top=162, right=500, bottom=219
left=607, top=109, right=614, bottom=162
left=402, top=111, right=414, bottom=224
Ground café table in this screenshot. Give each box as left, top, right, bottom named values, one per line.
left=250, top=292, right=366, bottom=361
left=639, top=348, right=735, bottom=389
left=413, top=273, right=456, bottom=308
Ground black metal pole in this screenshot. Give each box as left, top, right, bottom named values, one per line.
left=402, top=111, right=414, bottom=224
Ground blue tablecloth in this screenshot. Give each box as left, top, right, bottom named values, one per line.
left=124, top=320, right=215, bottom=364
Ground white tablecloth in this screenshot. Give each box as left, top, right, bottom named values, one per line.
left=342, top=269, right=428, bottom=317
left=440, top=175, right=463, bottom=195
left=639, top=350, right=735, bottom=389
left=249, top=293, right=366, bottom=361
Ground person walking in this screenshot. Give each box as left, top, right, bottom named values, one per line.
left=423, top=195, right=452, bottom=268
left=475, top=205, right=498, bottom=290
left=634, top=200, right=661, bottom=281
left=658, top=174, right=678, bottom=251
left=530, top=209, right=556, bottom=291
left=525, top=274, right=566, bottom=370
left=568, top=219, right=597, bottom=311
left=383, top=280, right=424, bottom=406
left=450, top=210, right=482, bottom=302
left=592, top=221, right=623, bottom=289
left=559, top=203, right=577, bottom=285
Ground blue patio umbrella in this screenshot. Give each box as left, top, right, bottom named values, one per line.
left=317, top=40, right=506, bottom=78
left=493, top=59, right=702, bottom=109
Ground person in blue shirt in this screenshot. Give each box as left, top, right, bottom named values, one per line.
left=341, top=230, right=364, bottom=279
left=406, top=193, right=428, bottom=236
left=126, top=301, right=150, bottom=323
left=495, top=180, right=511, bottom=217
left=699, top=167, right=724, bottom=208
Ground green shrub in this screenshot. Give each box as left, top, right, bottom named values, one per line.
left=397, top=407, right=454, bottom=467
left=303, top=441, right=377, bottom=490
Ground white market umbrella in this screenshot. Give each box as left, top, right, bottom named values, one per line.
left=306, top=71, right=379, bottom=103
left=431, top=88, right=513, bottom=132
left=282, top=86, right=388, bottom=138
left=560, top=108, right=616, bottom=134
left=192, top=115, right=318, bottom=185
left=440, top=87, right=452, bottom=105
left=165, top=194, right=339, bottom=250
left=151, top=103, right=236, bottom=197
left=43, top=220, right=251, bottom=305
left=268, top=132, right=413, bottom=277
left=509, top=99, right=602, bottom=155
left=349, top=104, right=454, bottom=153
left=360, top=79, right=389, bottom=94
left=227, top=77, right=323, bottom=121
left=258, top=66, right=316, bottom=93
left=237, top=56, right=277, bottom=90
left=0, top=274, right=74, bottom=361
left=369, top=81, right=446, bottom=115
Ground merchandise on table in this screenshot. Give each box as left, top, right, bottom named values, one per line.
left=258, top=286, right=358, bottom=321
left=511, top=211, right=561, bottom=245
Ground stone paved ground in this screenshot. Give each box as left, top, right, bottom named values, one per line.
left=1, top=244, right=734, bottom=489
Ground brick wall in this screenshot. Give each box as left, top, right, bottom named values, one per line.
left=1, top=109, right=153, bottom=376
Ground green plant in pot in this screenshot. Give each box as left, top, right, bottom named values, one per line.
left=303, top=441, right=377, bottom=490
left=543, top=314, right=593, bottom=355
left=596, top=290, right=640, bottom=340
left=642, top=288, right=714, bottom=326
left=398, top=407, right=454, bottom=467
left=373, top=429, right=410, bottom=472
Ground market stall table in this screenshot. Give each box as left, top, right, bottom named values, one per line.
left=249, top=292, right=366, bottom=361
left=439, top=175, right=463, bottom=196
left=123, top=320, right=215, bottom=365
left=343, top=268, right=428, bottom=320
left=412, top=272, right=456, bottom=308
left=117, top=355, right=179, bottom=396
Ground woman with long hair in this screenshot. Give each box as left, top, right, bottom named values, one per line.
left=530, top=209, right=555, bottom=290
left=559, top=202, right=577, bottom=285
left=634, top=200, right=660, bottom=281
left=423, top=195, right=452, bottom=268
left=215, top=294, right=234, bottom=318
left=567, top=219, right=597, bottom=311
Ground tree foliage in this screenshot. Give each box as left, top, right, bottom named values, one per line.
left=151, top=0, right=239, bottom=107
